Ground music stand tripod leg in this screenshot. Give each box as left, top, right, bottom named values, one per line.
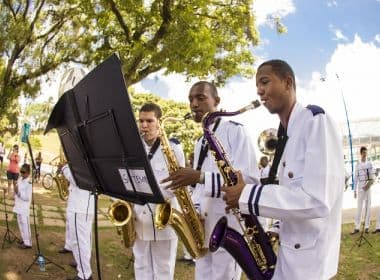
left=1, top=190, right=21, bottom=249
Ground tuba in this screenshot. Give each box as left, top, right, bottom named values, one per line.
left=154, top=114, right=207, bottom=259
left=204, top=101, right=276, bottom=280
left=258, top=128, right=278, bottom=156
left=108, top=200, right=136, bottom=248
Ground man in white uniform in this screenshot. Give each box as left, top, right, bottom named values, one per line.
left=133, top=103, right=183, bottom=280
left=63, top=164, right=94, bottom=280
left=59, top=162, right=74, bottom=255
left=351, top=146, right=375, bottom=234
left=223, top=60, right=344, bottom=280
left=13, top=163, right=32, bottom=249
left=162, top=81, right=260, bottom=280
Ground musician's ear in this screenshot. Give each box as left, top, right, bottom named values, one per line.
left=214, top=96, right=220, bottom=107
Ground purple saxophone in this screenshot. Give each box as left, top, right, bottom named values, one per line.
left=202, top=100, right=276, bottom=280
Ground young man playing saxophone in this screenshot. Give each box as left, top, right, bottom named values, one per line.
left=162, top=81, right=260, bottom=280
left=223, top=60, right=344, bottom=280
left=133, top=102, right=185, bottom=280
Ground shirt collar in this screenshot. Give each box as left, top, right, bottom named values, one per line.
left=286, top=102, right=303, bottom=138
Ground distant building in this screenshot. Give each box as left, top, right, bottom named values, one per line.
left=340, top=118, right=380, bottom=170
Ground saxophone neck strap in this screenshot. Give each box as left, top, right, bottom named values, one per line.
left=267, top=123, right=288, bottom=185
left=196, top=118, right=221, bottom=171
left=147, top=138, right=161, bottom=160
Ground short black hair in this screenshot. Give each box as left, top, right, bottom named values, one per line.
left=21, top=163, right=31, bottom=174
left=190, top=81, right=219, bottom=98
left=139, top=103, right=162, bottom=119
left=360, top=146, right=367, bottom=154
left=258, top=59, right=296, bottom=90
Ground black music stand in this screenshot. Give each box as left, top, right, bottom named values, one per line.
left=24, top=136, right=65, bottom=272
left=1, top=189, right=21, bottom=248
left=350, top=202, right=372, bottom=250
left=45, top=54, right=165, bottom=280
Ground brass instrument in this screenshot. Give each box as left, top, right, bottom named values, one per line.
left=258, top=128, right=278, bottom=156
left=154, top=114, right=207, bottom=259
left=108, top=200, right=136, bottom=248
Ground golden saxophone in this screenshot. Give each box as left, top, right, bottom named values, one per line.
left=204, top=101, right=276, bottom=280
left=154, top=114, right=207, bottom=259
left=108, top=199, right=136, bottom=248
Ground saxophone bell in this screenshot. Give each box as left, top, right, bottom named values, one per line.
left=108, top=200, right=136, bottom=248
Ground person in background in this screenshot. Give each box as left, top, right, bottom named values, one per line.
left=0, top=142, right=5, bottom=169
left=63, top=163, right=94, bottom=280
left=222, top=59, right=344, bottom=280
left=6, top=144, right=21, bottom=198
left=351, top=146, right=375, bottom=234
left=13, top=163, right=33, bottom=249
left=35, top=152, right=43, bottom=183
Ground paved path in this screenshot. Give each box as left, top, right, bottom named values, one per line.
left=1, top=182, right=380, bottom=228
left=0, top=197, right=113, bottom=228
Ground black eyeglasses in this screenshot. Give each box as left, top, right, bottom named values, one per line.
left=20, top=170, right=26, bottom=174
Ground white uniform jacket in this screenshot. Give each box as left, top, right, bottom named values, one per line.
left=13, top=177, right=32, bottom=215
left=62, top=164, right=94, bottom=215
left=134, top=139, right=184, bottom=241
left=354, top=160, right=375, bottom=192
left=239, top=103, right=344, bottom=280
left=192, top=119, right=259, bottom=245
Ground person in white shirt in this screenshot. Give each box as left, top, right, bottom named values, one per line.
left=58, top=162, right=74, bottom=255
left=259, top=156, right=271, bottom=181
left=0, top=142, right=5, bottom=169
left=222, top=60, right=344, bottom=280
left=351, top=146, right=375, bottom=234
left=133, top=103, right=183, bottom=280
left=13, top=163, right=33, bottom=249
left=162, top=81, right=260, bottom=280
left=62, top=164, right=94, bottom=280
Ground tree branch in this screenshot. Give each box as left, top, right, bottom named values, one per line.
left=125, top=0, right=173, bottom=81
left=106, top=0, right=130, bottom=42
left=3, top=0, right=17, bottom=19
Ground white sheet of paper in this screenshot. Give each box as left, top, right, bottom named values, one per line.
left=118, top=168, right=152, bottom=194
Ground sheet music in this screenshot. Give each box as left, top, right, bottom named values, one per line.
left=118, top=168, right=152, bottom=194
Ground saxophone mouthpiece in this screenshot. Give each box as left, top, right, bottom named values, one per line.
left=239, top=100, right=261, bottom=113
left=184, top=112, right=193, bottom=120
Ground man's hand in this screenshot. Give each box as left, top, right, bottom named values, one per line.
left=363, top=179, right=374, bottom=191
left=161, top=167, right=201, bottom=190
left=221, top=171, right=246, bottom=212
left=354, top=191, right=357, bottom=199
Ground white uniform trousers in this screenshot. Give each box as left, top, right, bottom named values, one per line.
left=64, top=211, right=74, bottom=251
left=17, top=214, right=31, bottom=246
left=375, top=209, right=380, bottom=230
left=195, top=248, right=241, bottom=280
left=70, top=212, right=93, bottom=279
left=355, top=190, right=371, bottom=229
left=133, top=238, right=178, bottom=280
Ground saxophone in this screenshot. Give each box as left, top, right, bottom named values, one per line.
left=204, top=100, right=277, bottom=280
left=154, top=114, right=207, bottom=259
left=108, top=199, right=136, bottom=248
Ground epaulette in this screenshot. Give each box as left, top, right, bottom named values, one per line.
left=229, top=120, right=243, bottom=126
left=169, top=137, right=180, bottom=144
left=306, top=105, right=325, bottom=116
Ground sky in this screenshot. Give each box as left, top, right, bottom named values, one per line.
left=40, top=0, right=380, bottom=146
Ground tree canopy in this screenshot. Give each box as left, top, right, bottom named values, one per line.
left=79, top=0, right=260, bottom=86
left=1, top=1, right=287, bottom=137
left=0, top=0, right=92, bottom=114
